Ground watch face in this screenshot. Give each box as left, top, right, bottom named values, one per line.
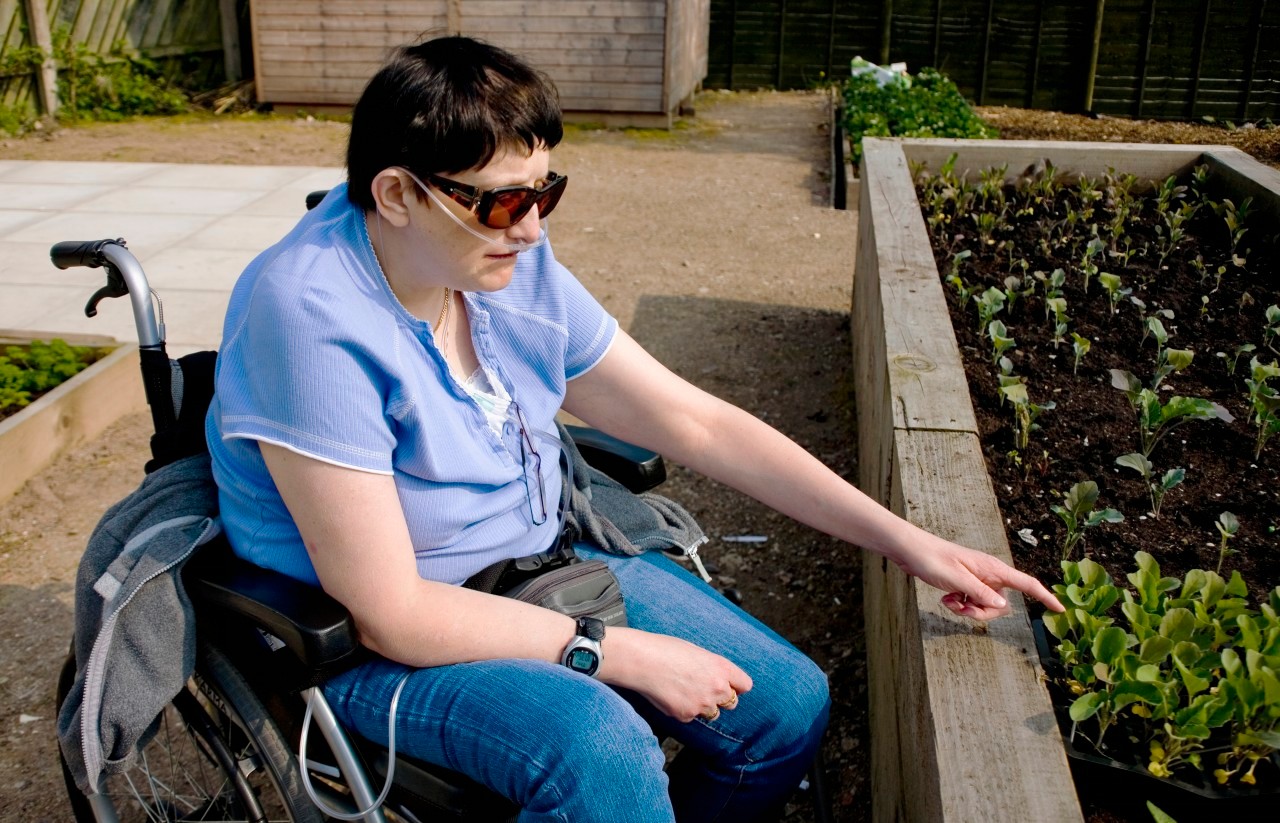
left=566, top=647, right=600, bottom=676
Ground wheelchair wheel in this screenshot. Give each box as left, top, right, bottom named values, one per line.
left=58, top=641, right=323, bottom=822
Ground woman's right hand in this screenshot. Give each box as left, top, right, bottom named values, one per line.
left=598, top=627, right=752, bottom=723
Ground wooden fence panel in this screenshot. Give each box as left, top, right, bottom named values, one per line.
left=708, top=0, right=1280, bottom=121
left=0, top=0, right=229, bottom=120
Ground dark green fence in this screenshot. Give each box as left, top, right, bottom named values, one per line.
left=708, top=0, right=1280, bottom=122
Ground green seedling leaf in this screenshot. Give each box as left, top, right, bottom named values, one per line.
left=1139, top=635, right=1174, bottom=665
left=1043, top=611, right=1071, bottom=639
left=1159, top=609, right=1195, bottom=642
left=1093, top=626, right=1130, bottom=666
left=1147, top=801, right=1178, bottom=823
left=1116, top=452, right=1152, bottom=476
left=1078, top=557, right=1110, bottom=588
left=1164, top=348, right=1194, bottom=372
left=1069, top=691, right=1105, bottom=722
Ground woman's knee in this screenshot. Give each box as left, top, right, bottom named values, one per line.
left=522, top=683, right=672, bottom=820
left=748, top=652, right=831, bottom=759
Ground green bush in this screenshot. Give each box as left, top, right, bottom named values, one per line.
left=0, top=339, right=104, bottom=417
left=841, top=65, right=997, bottom=165
left=56, top=39, right=189, bottom=121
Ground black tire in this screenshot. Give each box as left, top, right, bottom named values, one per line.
left=58, top=640, right=323, bottom=822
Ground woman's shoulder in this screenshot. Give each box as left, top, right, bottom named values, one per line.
left=222, top=187, right=396, bottom=348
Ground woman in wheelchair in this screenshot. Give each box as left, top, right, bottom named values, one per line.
left=205, top=36, right=1063, bottom=822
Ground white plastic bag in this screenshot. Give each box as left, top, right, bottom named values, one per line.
left=850, top=56, right=911, bottom=89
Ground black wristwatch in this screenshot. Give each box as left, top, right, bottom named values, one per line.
left=560, top=617, right=605, bottom=677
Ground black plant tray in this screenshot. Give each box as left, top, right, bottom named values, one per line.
left=1031, top=618, right=1280, bottom=817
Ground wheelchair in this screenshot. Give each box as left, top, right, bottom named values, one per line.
left=50, top=211, right=833, bottom=823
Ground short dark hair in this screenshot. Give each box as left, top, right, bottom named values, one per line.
left=346, top=36, right=563, bottom=211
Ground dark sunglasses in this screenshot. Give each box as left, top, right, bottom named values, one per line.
left=421, top=170, right=568, bottom=230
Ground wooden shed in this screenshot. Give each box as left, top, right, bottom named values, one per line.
left=250, top=0, right=710, bottom=126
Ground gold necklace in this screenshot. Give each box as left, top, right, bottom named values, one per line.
left=436, top=288, right=452, bottom=353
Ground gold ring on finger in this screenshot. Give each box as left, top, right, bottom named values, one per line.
left=718, top=692, right=739, bottom=710
left=700, top=706, right=721, bottom=722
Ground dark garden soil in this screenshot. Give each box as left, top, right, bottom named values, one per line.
left=918, top=167, right=1280, bottom=816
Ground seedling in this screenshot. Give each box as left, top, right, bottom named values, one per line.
left=1051, top=480, right=1124, bottom=560
left=1070, top=332, right=1091, bottom=374
left=1097, top=272, right=1130, bottom=316
left=1151, top=347, right=1194, bottom=393
left=974, top=286, right=1006, bottom=335
left=988, top=320, right=1016, bottom=364
left=1215, top=511, right=1239, bottom=574
left=1245, top=357, right=1280, bottom=459
left=1047, top=297, right=1070, bottom=346
left=1263, top=304, right=1280, bottom=353
left=945, top=250, right=975, bottom=304
left=1115, top=452, right=1184, bottom=518
left=999, top=380, right=1054, bottom=450
left=1080, top=236, right=1105, bottom=292
left=971, top=210, right=1000, bottom=245
left=1110, top=373, right=1235, bottom=457
left=1219, top=342, right=1256, bottom=376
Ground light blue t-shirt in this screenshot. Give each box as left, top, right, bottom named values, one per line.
left=207, top=185, right=618, bottom=586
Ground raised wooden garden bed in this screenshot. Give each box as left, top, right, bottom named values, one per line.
left=0, top=335, right=144, bottom=501
left=851, top=137, right=1280, bottom=821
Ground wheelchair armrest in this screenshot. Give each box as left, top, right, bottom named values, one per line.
left=564, top=425, right=666, bottom=493
left=184, top=536, right=361, bottom=673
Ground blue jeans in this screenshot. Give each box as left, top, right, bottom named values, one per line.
left=322, top=545, right=831, bottom=822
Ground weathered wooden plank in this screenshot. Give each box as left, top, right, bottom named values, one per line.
left=884, top=429, right=1080, bottom=823
left=257, top=28, right=661, bottom=53
left=260, top=43, right=666, bottom=67
left=22, top=0, right=57, bottom=115
left=462, top=0, right=666, bottom=17
left=257, top=58, right=662, bottom=85
left=465, top=15, right=666, bottom=35
left=261, top=72, right=663, bottom=103
left=254, top=12, right=444, bottom=32
left=897, top=138, right=1226, bottom=184
left=219, top=0, right=240, bottom=80
left=663, top=0, right=708, bottom=111
left=141, top=0, right=172, bottom=46
left=0, top=0, right=24, bottom=54
left=1203, top=146, right=1280, bottom=237
left=858, top=139, right=978, bottom=435
left=255, top=0, right=445, bottom=16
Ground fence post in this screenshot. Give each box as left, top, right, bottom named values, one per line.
left=1188, top=0, right=1211, bottom=119
left=977, top=0, right=994, bottom=105
left=933, top=0, right=943, bottom=68
left=1026, top=0, right=1044, bottom=108
left=880, top=0, right=892, bottom=65
left=219, top=0, right=242, bottom=83
left=1240, top=0, right=1266, bottom=122
left=1083, top=0, right=1106, bottom=112
left=776, top=0, right=788, bottom=88
left=1135, top=0, right=1156, bottom=118
left=23, top=0, right=58, bottom=118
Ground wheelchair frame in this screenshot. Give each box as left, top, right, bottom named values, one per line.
left=50, top=223, right=831, bottom=823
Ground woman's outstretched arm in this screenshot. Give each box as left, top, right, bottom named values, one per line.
left=563, top=330, right=1063, bottom=620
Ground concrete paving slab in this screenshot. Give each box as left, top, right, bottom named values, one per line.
left=7, top=211, right=218, bottom=259
left=0, top=182, right=113, bottom=211
left=0, top=284, right=87, bottom=329
left=185, top=214, right=301, bottom=250
left=0, top=160, right=342, bottom=349
left=144, top=164, right=320, bottom=191
left=0, top=161, right=161, bottom=184
left=139, top=246, right=260, bottom=290
left=0, top=210, right=51, bottom=236
left=70, top=186, right=266, bottom=216
left=0, top=241, right=102, bottom=288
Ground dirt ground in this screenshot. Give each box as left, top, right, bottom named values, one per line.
left=4, top=92, right=1277, bottom=822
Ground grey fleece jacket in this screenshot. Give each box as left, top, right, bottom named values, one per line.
left=57, top=453, right=220, bottom=797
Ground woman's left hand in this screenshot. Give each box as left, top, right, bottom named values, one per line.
left=889, top=532, right=1064, bottom=621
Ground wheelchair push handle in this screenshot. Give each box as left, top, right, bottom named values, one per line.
left=49, top=237, right=176, bottom=436
left=48, top=238, right=164, bottom=349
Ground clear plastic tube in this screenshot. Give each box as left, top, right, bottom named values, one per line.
left=407, top=171, right=549, bottom=253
